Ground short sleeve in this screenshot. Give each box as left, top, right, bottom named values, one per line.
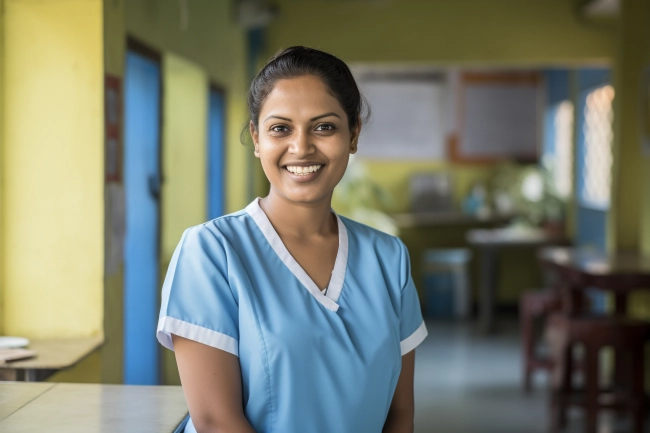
left=397, top=239, right=428, bottom=355
left=157, top=225, right=240, bottom=356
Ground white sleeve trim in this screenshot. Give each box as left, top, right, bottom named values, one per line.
left=157, top=316, right=239, bottom=357
left=400, top=321, right=428, bottom=355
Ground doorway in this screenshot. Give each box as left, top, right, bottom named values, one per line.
left=123, top=43, right=162, bottom=385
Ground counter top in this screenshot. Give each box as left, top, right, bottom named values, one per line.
left=0, top=382, right=188, bottom=432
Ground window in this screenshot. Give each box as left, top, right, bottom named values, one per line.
left=580, top=85, right=615, bottom=209
left=553, top=101, right=574, bottom=198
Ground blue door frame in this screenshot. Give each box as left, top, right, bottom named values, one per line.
left=123, top=49, right=162, bottom=385
left=207, top=87, right=226, bottom=220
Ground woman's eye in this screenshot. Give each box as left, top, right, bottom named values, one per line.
left=315, top=123, right=336, bottom=131
left=270, top=125, right=289, bottom=133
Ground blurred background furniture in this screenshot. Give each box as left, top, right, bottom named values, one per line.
left=520, top=288, right=563, bottom=392
left=0, top=382, right=188, bottom=432
left=0, top=337, right=103, bottom=382
left=538, top=247, right=650, bottom=317
left=546, top=315, right=648, bottom=433
left=410, top=172, right=454, bottom=214
left=539, top=247, right=650, bottom=433
left=467, top=227, right=568, bottom=333
left=421, top=248, right=472, bottom=319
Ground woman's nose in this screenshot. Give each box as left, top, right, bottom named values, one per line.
left=288, top=130, right=315, bottom=158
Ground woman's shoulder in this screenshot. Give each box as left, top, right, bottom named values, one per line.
left=180, top=209, right=255, bottom=249
left=338, top=214, right=406, bottom=255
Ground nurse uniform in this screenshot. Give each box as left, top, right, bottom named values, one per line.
left=157, top=198, right=427, bottom=433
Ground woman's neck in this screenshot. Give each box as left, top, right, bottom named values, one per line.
left=259, top=189, right=336, bottom=239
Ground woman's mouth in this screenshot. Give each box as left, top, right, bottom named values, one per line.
left=284, top=165, right=323, bottom=176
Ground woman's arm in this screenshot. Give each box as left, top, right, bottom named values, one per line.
left=383, top=350, right=416, bottom=433
left=172, top=334, right=256, bottom=433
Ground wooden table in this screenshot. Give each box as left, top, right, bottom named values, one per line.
left=538, top=247, right=650, bottom=315
left=0, top=382, right=188, bottom=432
left=391, top=211, right=513, bottom=229
left=466, top=227, right=567, bottom=333
left=0, top=337, right=103, bottom=381
left=538, top=247, right=650, bottom=431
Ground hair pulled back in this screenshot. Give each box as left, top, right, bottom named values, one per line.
left=246, top=46, right=369, bottom=137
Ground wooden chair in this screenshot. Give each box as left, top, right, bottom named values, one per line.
left=520, top=289, right=563, bottom=392
left=545, top=314, right=648, bottom=433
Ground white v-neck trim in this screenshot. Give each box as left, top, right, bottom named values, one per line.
left=245, top=198, right=348, bottom=312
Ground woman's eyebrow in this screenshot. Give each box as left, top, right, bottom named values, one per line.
left=263, top=115, right=292, bottom=123
left=311, top=112, right=341, bottom=121
left=263, top=112, right=341, bottom=123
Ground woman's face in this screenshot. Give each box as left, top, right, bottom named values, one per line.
left=251, top=75, right=359, bottom=206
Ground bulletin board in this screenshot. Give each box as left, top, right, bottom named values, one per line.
left=104, top=75, right=125, bottom=276
left=355, top=72, right=446, bottom=160
left=105, top=75, right=122, bottom=182
left=452, top=72, right=541, bottom=163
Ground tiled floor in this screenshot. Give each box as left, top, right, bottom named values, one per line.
left=413, top=320, right=645, bottom=433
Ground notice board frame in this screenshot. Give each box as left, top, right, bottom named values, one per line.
left=451, top=71, right=541, bottom=164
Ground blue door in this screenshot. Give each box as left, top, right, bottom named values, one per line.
left=123, top=51, right=161, bottom=385
left=207, top=88, right=226, bottom=220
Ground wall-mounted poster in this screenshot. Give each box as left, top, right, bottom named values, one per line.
left=642, top=66, right=650, bottom=156
left=104, top=75, right=125, bottom=276
left=456, top=72, right=541, bottom=163
left=354, top=70, right=447, bottom=160
left=105, top=75, right=122, bottom=183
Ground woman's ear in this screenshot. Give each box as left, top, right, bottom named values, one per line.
left=350, top=117, right=361, bottom=154
left=250, top=121, right=260, bottom=158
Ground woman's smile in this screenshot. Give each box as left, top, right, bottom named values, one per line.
left=283, top=163, right=325, bottom=182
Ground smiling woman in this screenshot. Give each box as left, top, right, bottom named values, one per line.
left=157, top=47, right=427, bottom=433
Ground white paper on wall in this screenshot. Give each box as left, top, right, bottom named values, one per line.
left=461, top=83, right=540, bottom=158
left=356, top=79, right=446, bottom=160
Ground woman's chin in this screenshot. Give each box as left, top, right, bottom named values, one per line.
left=272, top=186, right=333, bottom=206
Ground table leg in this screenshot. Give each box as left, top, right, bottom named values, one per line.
left=478, top=246, right=498, bottom=333
left=614, top=293, right=627, bottom=315
left=24, top=369, right=37, bottom=382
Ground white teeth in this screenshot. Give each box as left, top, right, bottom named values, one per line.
left=286, top=165, right=322, bottom=175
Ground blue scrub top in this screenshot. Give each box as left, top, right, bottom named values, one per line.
left=157, top=199, right=427, bottom=433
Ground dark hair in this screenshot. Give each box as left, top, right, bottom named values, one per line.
left=244, top=46, right=369, bottom=140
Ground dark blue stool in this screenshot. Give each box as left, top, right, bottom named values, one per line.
left=422, top=248, right=471, bottom=319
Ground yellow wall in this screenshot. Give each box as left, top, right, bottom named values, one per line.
left=347, top=161, right=495, bottom=213
left=161, top=54, right=208, bottom=263
left=627, top=0, right=650, bottom=257
left=267, top=0, right=614, bottom=65
left=101, top=0, right=126, bottom=384
left=609, top=0, right=648, bottom=252
left=615, top=0, right=650, bottom=321
left=2, top=0, right=104, bottom=338
left=0, top=0, right=6, bottom=336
